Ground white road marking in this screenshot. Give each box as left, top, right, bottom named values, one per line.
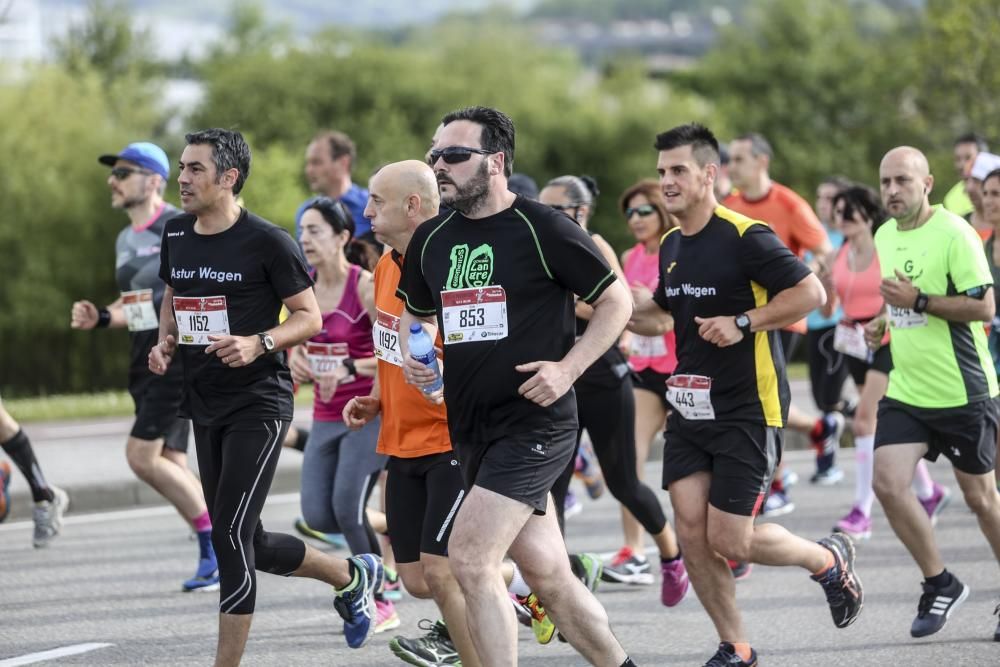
left=0, top=643, right=115, bottom=666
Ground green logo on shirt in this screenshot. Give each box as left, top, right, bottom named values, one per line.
left=446, top=243, right=494, bottom=288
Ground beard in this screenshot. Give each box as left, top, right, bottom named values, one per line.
left=440, top=160, right=491, bottom=216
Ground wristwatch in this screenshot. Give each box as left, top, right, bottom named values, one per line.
left=342, top=358, right=357, bottom=378
left=735, top=313, right=752, bottom=336
left=257, top=332, right=276, bottom=354
left=913, top=292, right=929, bottom=314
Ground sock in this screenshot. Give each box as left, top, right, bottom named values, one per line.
left=731, top=642, right=753, bottom=662
left=854, top=435, right=876, bottom=516
left=925, top=569, right=952, bottom=589
left=508, top=563, right=531, bottom=597
left=810, top=418, right=825, bottom=443
left=1, top=430, right=54, bottom=503
left=293, top=428, right=310, bottom=452
left=812, top=549, right=836, bottom=576
left=661, top=549, right=682, bottom=564
left=192, top=510, right=212, bottom=533
left=913, top=461, right=935, bottom=500
left=196, top=530, right=214, bottom=561
left=338, top=559, right=361, bottom=594
left=619, top=658, right=638, bottom=667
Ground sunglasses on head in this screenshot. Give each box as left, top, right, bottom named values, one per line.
left=427, top=146, right=494, bottom=166
left=110, top=167, right=151, bottom=180
left=625, top=204, right=656, bottom=219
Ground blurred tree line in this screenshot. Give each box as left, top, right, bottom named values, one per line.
left=1, top=0, right=997, bottom=396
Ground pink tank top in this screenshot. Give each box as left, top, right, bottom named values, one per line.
left=311, top=264, right=375, bottom=421
left=832, top=245, right=884, bottom=321
left=623, top=243, right=678, bottom=374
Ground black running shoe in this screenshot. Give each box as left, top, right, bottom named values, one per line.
left=703, top=642, right=758, bottom=666
left=910, top=574, right=969, bottom=638
left=389, top=619, right=460, bottom=666
left=993, top=603, right=1000, bottom=642
left=811, top=533, right=863, bottom=628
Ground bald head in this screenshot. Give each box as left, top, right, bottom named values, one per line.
left=880, top=146, right=934, bottom=226
left=880, top=146, right=930, bottom=180
left=365, top=160, right=441, bottom=252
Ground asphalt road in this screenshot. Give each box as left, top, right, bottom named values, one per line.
left=2, top=451, right=998, bottom=666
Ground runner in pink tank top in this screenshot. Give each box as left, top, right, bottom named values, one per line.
left=623, top=244, right=678, bottom=374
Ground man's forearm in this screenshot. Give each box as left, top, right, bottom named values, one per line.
left=157, top=288, right=178, bottom=341
left=563, top=283, right=630, bottom=379
left=925, top=292, right=995, bottom=323
left=747, top=274, right=825, bottom=331
left=270, top=309, right=320, bottom=352
left=628, top=297, right=672, bottom=336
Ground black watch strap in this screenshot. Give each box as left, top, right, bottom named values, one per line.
left=735, top=313, right=752, bottom=335
left=913, top=292, right=929, bottom=314
left=342, top=358, right=357, bottom=378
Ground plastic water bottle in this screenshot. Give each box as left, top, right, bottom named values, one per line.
left=408, top=323, right=443, bottom=395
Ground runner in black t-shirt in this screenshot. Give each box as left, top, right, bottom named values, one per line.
left=398, top=107, right=638, bottom=667
left=628, top=123, right=863, bottom=666
left=71, top=141, right=217, bottom=590
left=148, top=129, right=383, bottom=663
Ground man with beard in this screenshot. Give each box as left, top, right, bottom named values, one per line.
left=398, top=106, right=638, bottom=667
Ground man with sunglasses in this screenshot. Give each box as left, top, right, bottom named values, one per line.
left=399, top=106, right=638, bottom=667
left=71, top=142, right=219, bottom=591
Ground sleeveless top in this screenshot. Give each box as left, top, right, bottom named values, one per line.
left=623, top=243, right=678, bottom=374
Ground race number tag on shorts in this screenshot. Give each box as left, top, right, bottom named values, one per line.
left=373, top=309, right=403, bottom=366
left=306, top=342, right=348, bottom=376
left=666, top=374, right=715, bottom=420
left=121, top=289, right=158, bottom=332
left=833, top=321, right=871, bottom=361
left=440, top=286, right=508, bottom=345
left=173, top=296, right=230, bottom=345
left=888, top=305, right=928, bottom=329
left=630, top=334, right=667, bottom=358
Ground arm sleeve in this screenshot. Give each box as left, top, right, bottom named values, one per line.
left=267, top=228, right=314, bottom=299
left=791, top=199, right=828, bottom=254
left=158, top=223, right=173, bottom=286
left=533, top=210, right=616, bottom=305
left=741, top=223, right=812, bottom=293
left=397, top=223, right=438, bottom=316
left=948, top=224, right=994, bottom=293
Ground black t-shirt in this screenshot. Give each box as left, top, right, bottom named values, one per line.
left=651, top=206, right=811, bottom=427
left=159, top=208, right=313, bottom=425
left=398, top=196, right=617, bottom=443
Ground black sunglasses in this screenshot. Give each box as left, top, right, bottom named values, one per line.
left=625, top=204, right=656, bottom=219
left=427, top=146, right=494, bottom=166
left=110, top=167, right=152, bottom=180
left=549, top=204, right=580, bottom=213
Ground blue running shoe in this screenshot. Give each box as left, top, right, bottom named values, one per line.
left=0, top=461, right=11, bottom=523
left=183, top=555, right=220, bottom=592
left=335, top=554, right=383, bottom=649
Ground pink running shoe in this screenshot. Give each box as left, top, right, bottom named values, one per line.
left=918, top=483, right=951, bottom=526
left=834, top=506, right=872, bottom=541
left=374, top=599, right=400, bottom=634
left=660, top=557, right=689, bottom=606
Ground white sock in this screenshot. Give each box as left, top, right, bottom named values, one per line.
left=854, top=435, right=875, bottom=516
left=507, top=563, right=531, bottom=597
left=913, top=460, right=935, bottom=500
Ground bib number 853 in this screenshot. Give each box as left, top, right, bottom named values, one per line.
left=459, top=307, right=486, bottom=328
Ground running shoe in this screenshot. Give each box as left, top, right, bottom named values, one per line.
left=390, top=619, right=461, bottom=666
left=811, top=533, right=864, bottom=628
left=781, top=467, right=799, bottom=489
left=918, top=483, right=952, bottom=526
left=760, top=490, right=795, bottom=517
left=515, top=593, right=555, bottom=644
left=728, top=560, right=752, bottom=581
left=182, top=555, right=221, bottom=592
left=374, top=599, right=401, bottom=634
left=334, top=553, right=383, bottom=649
left=910, top=573, right=969, bottom=638
left=810, top=458, right=844, bottom=486
left=993, top=602, right=1000, bottom=642
left=33, top=486, right=68, bottom=548
left=383, top=565, right=403, bottom=601
left=833, top=506, right=872, bottom=541
left=511, top=592, right=533, bottom=628
left=575, top=438, right=605, bottom=499
left=294, top=517, right=348, bottom=549
left=601, top=546, right=654, bottom=585
left=570, top=552, right=603, bottom=592
left=660, top=557, right=689, bottom=606
left=0, top=460, right=11, bottom=523
left=564, top=490, right=583, bottom=519
left=703, top=642, right=758, bottom=666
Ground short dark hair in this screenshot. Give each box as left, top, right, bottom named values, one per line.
left=440, top=106, right=516, bottom=177
left=185, top=128, right=251, bottom=195
left=313, top=130, right=357, bottom=168
left=954, top=132, right=989, bottom=152
left=654, top=123, right=721, bottom=167
left=734, top=132, right=773, bottom=159
left=833, top=184, right=887, bottom=234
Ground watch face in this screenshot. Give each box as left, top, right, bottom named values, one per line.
left=262, top=334, right=275, bottom=351
left=736, top=314, right=750, bottom=329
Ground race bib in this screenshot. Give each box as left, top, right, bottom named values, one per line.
left=121, top=289, right=158, bottom=332
left=888, top=305, right=928, bottom=330
left=306, top=342, right=348, bottom=376
left=441, top=286, right=508, bottom=345
left=373, top=309, right=404, bottom=367
left=630, top=334, right=667, bottom=358
left=666, top=374, right=715, bottom=420
left=833, top=321, right=871, bottom=361
left=173, top=296, right=230, bottom=345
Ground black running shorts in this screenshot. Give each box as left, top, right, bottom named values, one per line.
left=128, top=369, right=189, bottom=451
left=661, top=415, right=782, bottom=516
left=874, top=396, right=999, bottom=475
left=632, top=367, right=671, bottom=410
left=454, top=427, right=576, bottom=514
left=845, top=345, right=893, bottom=388
left=385, top=451, right=467, bottom=563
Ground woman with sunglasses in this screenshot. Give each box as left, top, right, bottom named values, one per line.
left=539, top=175, right=688, bottom=606
left=604, top=180, right=682, bottom=586
left=819, top=185, right=947, bottom=540
left=288, top=198, right=397, bottom=630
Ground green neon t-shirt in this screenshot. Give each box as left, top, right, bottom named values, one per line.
left=874, top=205, right=998, bottom=408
